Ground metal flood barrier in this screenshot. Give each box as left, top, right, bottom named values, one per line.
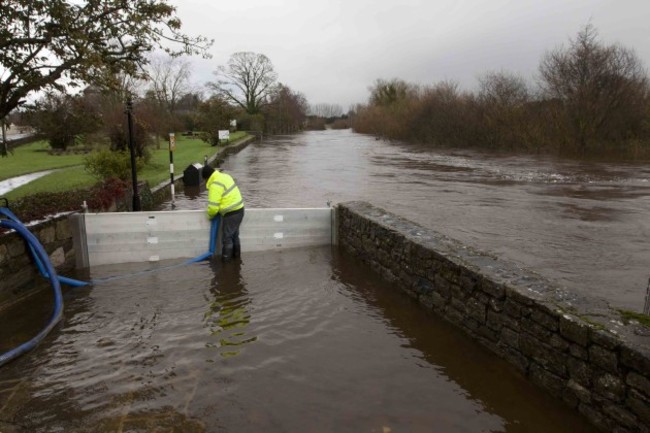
left=70, top=208, right=337, bottom=268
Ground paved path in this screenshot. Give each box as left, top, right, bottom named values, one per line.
left=0, top=170, right=59, bottom=195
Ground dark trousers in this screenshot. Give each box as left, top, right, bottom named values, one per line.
left=221, top=208, right=244, bottom=259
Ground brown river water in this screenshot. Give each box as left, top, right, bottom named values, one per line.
left=0, top=129, right=644, bottom=432
left=167, top=129, right=650, bottom=312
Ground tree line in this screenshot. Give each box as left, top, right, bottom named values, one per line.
left=351, top=25, right=650, bottom=158
left=4, top=50, right=313, bottom=157
left=12, top=51, right=311, bottom=155
left=0, top=1, right=335, bottom=159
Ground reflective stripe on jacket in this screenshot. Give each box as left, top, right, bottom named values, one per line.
left=206, top=170, right=244, bottom=218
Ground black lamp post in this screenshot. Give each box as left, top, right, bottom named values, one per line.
left=125, top=97, right=141, bottom=211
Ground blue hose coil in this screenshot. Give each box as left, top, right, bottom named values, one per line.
left=0, top=207, right=89, bottom=287
left=0, top=218, right=64, bottom=367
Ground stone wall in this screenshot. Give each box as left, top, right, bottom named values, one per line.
left=337, top=201, right=650, bottom=433
left=0, top=214, right=75, bottom=311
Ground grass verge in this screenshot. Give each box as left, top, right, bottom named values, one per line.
left=619, top=309, right=650, bottom=327
left=0, top=140, right=87, bottom=181
left=3, top=132, right=248, bottom=201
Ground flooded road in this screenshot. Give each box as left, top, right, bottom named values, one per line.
left=164, top=130, right=650, bottom=312
left=0, top=248, right=597, bottom=432
left=2, top=129, right=643, bottom=432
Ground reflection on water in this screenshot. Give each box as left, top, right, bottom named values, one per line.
left=182, top=184, right=203, bottom=200
left=204, top=260, right=256, bottom=358
left=0, top=247, right=597, bottom=432
left=162, top=130, right=650, bottom=311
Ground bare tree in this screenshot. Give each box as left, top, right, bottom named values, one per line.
left=478, top=71, right=529, bottom=107
left=477, top=71, right=532, bottom=149
left=147, top=55, right=193, bottom=113
left=368, top=79, right=416, bottom=106
left=265, top=84, right=308, bottom=134
left=539, top=24, right=650, bottom=153
left=210, top=52, right=278, bottom=114
left=309, top=103, right=343, bottom=118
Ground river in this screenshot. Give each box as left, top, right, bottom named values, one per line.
left=163, top=129, right=650, bottom=312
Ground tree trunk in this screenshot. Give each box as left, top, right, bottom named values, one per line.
left=1, top=119, right=7, bottom=157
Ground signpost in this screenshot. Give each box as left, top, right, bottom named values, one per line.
left=169, top=132, right=176, bottom=209
left=126, top=98, right=141, bottom=211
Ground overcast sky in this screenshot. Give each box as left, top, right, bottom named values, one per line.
left=171, top=0, right=650, bottom=110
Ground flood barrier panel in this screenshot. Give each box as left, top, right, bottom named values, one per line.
left=70, top=208, right=335, bottom=267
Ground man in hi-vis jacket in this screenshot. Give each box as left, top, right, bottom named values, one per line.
left=202, top=164, right=245, bottom=262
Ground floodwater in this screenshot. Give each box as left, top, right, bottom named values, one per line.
left=1, top=129, right=644, bottom=432
left=164, top=130, right=650, bottom=312
left=0, top=247, right=597, bottom=432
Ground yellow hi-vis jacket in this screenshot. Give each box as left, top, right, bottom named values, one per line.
left=206, top=170, right=244, bottom=219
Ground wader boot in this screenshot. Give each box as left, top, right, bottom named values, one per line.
left=221, top=207, right=244, bottom=262
left=221, top=245, right=234, bottom=263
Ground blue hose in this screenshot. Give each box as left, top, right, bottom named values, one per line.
left=186, top=216, right=220, bottom=264
left=0, top=218, right=64, bottom=367
left=0, top=207, right=89, bottom=287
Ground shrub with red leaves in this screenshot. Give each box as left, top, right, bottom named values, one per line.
left=85, top=177, right=128, bottom=211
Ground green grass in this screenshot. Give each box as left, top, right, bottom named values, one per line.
left=3, top=132, right=249, bottom=200
left=619, top=309, right=650, bottom=327
left=0, top=140, right=88, bottom=181
left=4, top=166, right=96, bottom=200
left=139, top=131, right=248, bottom=187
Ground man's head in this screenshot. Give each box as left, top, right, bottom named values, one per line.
left=202, top=165, right=215, bottom=180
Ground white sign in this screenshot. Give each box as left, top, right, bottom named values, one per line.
left=218, top=130, right=230, bottom=141
left=229, top=119, right=237, bottom=128
left=168, top=132, right=176, bottom=151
